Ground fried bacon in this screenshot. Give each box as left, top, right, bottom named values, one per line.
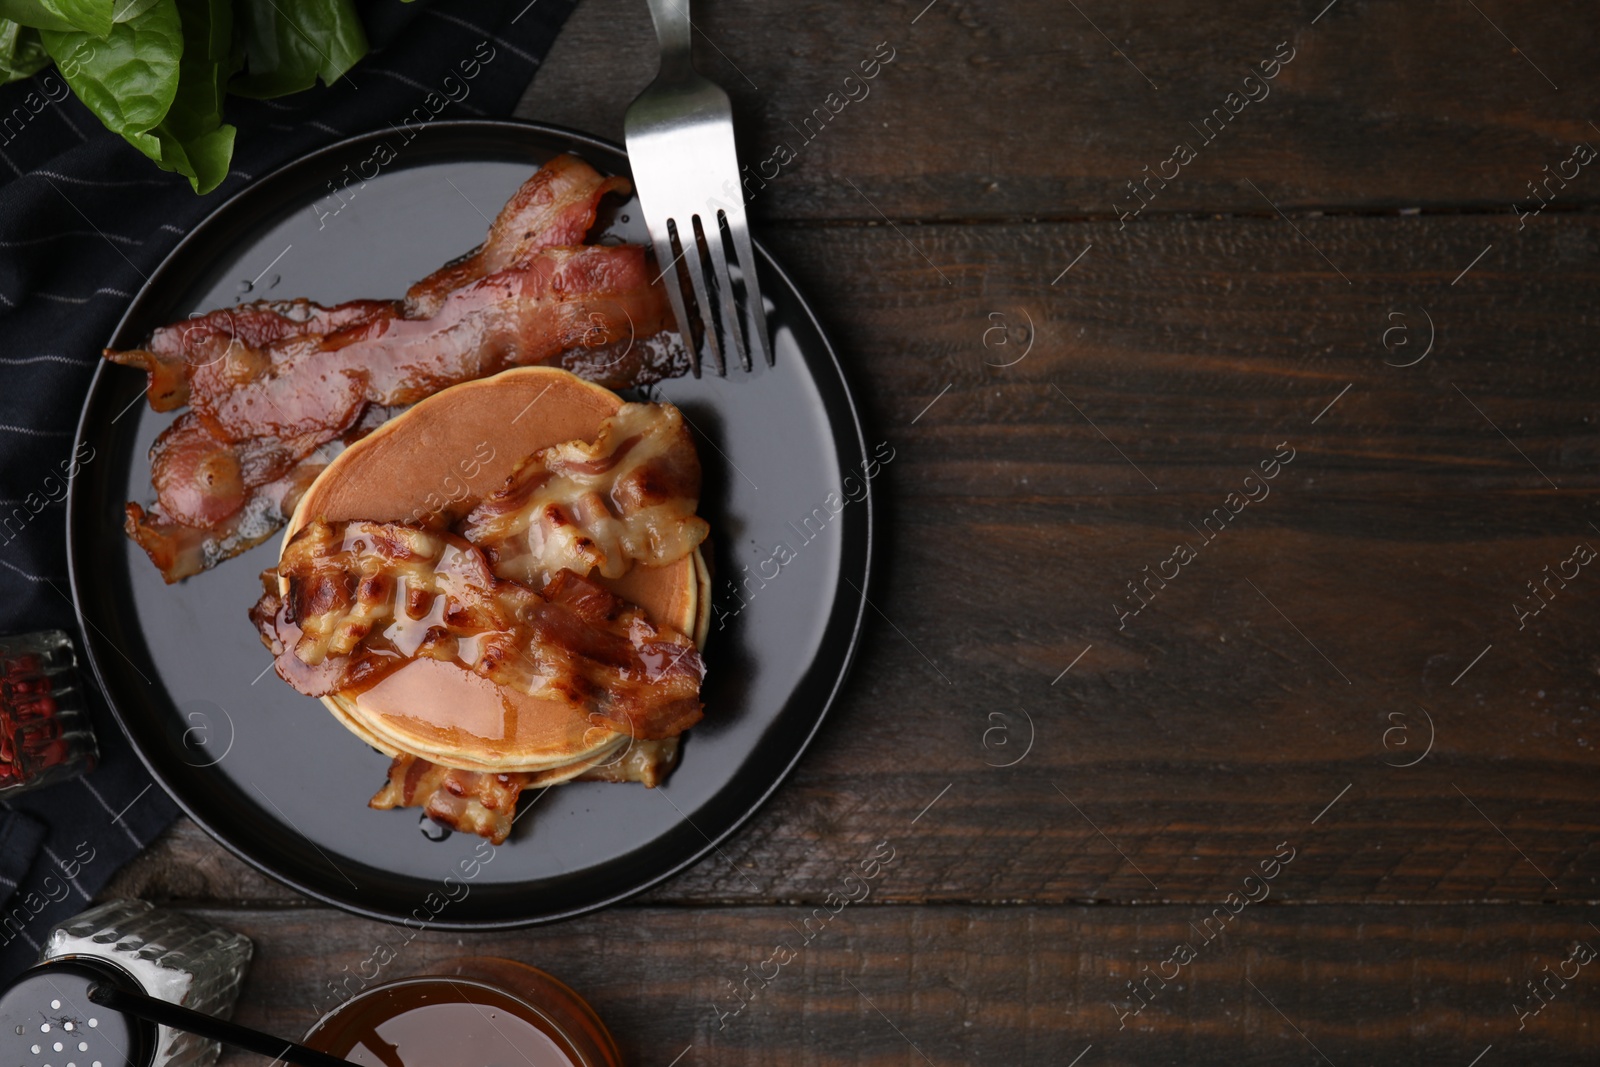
left=126, top=406, right=391, bottom=583
left=193, top=245, right=670, bottom=444
left=106, top=299, right=398, bottom=413
left=460, top=402, right=709, bottom=588
left=107, top=155, right=687, bottom=583
left=127, top=463, right=318, bottom=581
left=369, top=756, right=526, bottom=845
left=402, top=153, right=631, bottom=319
left=108, top=156, right=630, bottom=410
left=368, top=738, right=680, bottom=844
left=250, top=520, right=706, bottom=739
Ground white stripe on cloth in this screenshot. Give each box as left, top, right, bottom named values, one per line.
left=78, top=778, right=144, bottom=848
left=33, top=287, right=133, bottom=304
left=371, top=68, right=490, bottom=115
left=0, top=230, right=140, bottom=248
left=38, top=844, right=92, bottom=903
left=0, top=560, right=67, bottom=583
left=423, top=9, right=543, bottom=67
left=0, top=424, right=71, bottom=437
left=0, top=355, right=80, bottom=366
left=32, top=170, right=175, bottom=189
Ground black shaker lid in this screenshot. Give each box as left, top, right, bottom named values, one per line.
left=0, top=960, right=154, bottom=1067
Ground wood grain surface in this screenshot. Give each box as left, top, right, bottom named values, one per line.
left=102, top=0, right=1600, bottom=1062
left=203, top=904, right=1600, bottom=1066
left=521, top=0, right=1600, bottom=220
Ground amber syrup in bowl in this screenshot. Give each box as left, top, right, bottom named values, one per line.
left=303, top=958, right=622, bottom=1067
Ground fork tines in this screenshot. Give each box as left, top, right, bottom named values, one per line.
left=648, top=200, right=770, bottom=376
left=624, top=0, right=772, bottom=377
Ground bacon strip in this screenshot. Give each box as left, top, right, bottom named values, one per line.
left=105, top=156, right=687, bottom=583
left=460, top=402, right=709, bottom=588
left=127, top=463, right=321, bottom=582
left=128, top=405, right=391, bottom=583
left=368, top=737, right=682, bottom=844
left=195, top=245, right=670, bottom=443
left=403, top=153, right=631, bottom=318
left=369, top=756, right=526, bottom=845
left=107, top=155, right=629, bottom=411
left=106, top=299, right=397, bottom=412
left=250, top=521, right=705, bottom=739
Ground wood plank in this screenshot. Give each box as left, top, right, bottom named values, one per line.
left=38, top=4, right=1600, bottom=1058
left=200, top=904, right=1599, bottom=1066
left=107, top=213, right=1600, bottom=907
left=518, top=0, right=1600, bottom=219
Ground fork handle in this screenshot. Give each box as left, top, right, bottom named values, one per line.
left=645, top=0, right=694, bottom=74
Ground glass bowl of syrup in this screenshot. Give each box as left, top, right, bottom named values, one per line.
left=302, top=958, right=622, bottom=1067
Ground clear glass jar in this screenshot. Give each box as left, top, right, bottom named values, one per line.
left=0, top=629, right=99, bottom=797
left=39, top=900, right=253, bottom=1067
left=304, top=957, right=622, bottom=1067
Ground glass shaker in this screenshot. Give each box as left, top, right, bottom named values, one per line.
left=0, top=900, right=253, bottom=1067
left=0, top=630, right=99, bottom=797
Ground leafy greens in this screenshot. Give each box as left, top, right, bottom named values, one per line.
left=0, top=0, right=366, bottom=193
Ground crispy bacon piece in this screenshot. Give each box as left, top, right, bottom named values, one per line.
left=250, top=521, right=705, bottom=739
left=460, top=402, right=709, bottom=587
left=128, top=406, right=391, bottom=583
left=403, top=153, right=631, bottom=318
left=106, top=299, right=398, bottom=412
left=369, top=756, right=526, bottom=845
left=106, top=155, right=688, bottom=583
left=198, top=245, right=671, bottom=443
left=368, top=737, right=682, bottom=843
left=576, top=735, right=680, bottom=786
left=127, top=463, right=321, bottom=581
left=107, top=155, right=628, bottom=411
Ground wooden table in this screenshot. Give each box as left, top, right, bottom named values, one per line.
left=108, top=1, right=1600, bottom=1062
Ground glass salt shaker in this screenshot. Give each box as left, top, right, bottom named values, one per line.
left=0, top=900, right=253, bottom=1067
left=0, top=629, right=99, bottom=797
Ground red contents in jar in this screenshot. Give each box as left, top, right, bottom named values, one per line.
left=0, top=652, right=70, bottom=783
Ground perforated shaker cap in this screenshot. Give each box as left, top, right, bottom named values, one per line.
left=0, top=959, right=154, bottom=1067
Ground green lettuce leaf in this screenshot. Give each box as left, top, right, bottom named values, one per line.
left=20, top=0, right=371, bottom=193
left=137, top=0, right=234, bottom=193
left=0, top=0, right=76, bottom=32
left=0, top=0, right=155, bottom=34
left=46, top=0, right=115, bottom=37
left=42, top=0, right=236, bottom=194
left=111, top=0, right=163, bottom=23
left=0, top=19, right=51, bottom=82
left=230, top=0, right=364, bottom=98
left=41, top=0, right=180, bottom=133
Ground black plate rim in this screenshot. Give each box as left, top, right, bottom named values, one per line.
left=65, top=117, right=874, bottom=928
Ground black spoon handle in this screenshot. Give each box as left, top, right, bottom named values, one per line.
left=87, top=984, right=365, bottom=1067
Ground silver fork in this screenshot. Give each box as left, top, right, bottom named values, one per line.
left=624, top=0, right=771, bottom=375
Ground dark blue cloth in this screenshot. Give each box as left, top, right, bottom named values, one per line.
left=0, top=0, right=578, bottom=981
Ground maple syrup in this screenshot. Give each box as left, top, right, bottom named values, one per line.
left=303, top=959, right=620, bottom=1067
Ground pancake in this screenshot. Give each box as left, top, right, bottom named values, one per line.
left=283, top=366, right=710, bottom=774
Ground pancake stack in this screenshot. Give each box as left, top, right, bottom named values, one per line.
left=282, top=367, right=710, bottom=788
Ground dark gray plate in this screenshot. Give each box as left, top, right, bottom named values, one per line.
left=66, top=120, right=872, bottom=927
